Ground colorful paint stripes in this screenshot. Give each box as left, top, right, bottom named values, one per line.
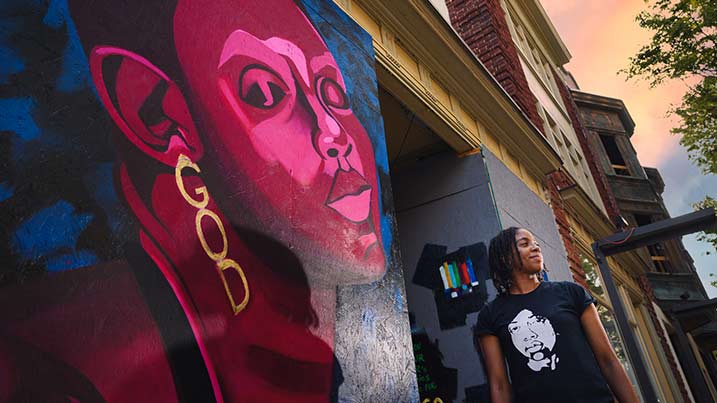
left=439, top=257, right=480, bottom=298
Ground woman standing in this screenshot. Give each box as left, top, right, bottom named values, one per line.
left=474, top=227, right=640, bottom=403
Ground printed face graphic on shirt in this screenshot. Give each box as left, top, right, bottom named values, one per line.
left=508, top=309, right=559, bottom=371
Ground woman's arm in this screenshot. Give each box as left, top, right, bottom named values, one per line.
left=479, top=334, right=512, bottom=403
left=581, top=304, right=640, bottom=403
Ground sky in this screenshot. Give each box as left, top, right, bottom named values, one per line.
left=540, top=0, right=717, bottom=298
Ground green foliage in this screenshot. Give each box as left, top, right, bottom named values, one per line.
left=673, top=76, right=717, bottom=176
left=624, top=0, right=717, bottom=86
left=625, top=0, right=717, bottom=254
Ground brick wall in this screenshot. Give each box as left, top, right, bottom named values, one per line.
left=545, top=170, right=587, bottom=286
left=553, top=68, right=622, bottom=228
left=446, top=0, right=544, bottom=133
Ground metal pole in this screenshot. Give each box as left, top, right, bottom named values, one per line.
left=597, top=208, right=716, bottom=257
left=592, top=245, right=659, bottom=402
left=670, top=313, right=714, bottom=403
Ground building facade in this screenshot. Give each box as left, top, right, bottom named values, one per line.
left=573, top=90, right=717, bottom=403
left=444, top=1, right=709, bottom=402
left=0, top=0, right=709, bottom=402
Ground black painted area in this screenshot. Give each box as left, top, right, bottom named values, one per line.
left=414, top=242, right=489, bottom=330
left=392, top=151, right=501, bottom=402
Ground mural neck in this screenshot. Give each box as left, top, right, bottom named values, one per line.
left=119, top=162, right=339, bottom=400
left=310, top=286, right=337, bottom=348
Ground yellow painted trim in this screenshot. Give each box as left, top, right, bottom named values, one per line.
left=634, top=305, right=679, bottom=403
left=509, top=0, right=571, bottom=66
left=335, top=0, right=562, bottom=181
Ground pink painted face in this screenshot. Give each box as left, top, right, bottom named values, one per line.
left=173, top=0, right=385, bottom=283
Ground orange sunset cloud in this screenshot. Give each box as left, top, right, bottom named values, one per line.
left=541, top=0, right=689, bottom=166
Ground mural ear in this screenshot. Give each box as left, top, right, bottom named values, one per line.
left=89, top=46, right=203, bottom=166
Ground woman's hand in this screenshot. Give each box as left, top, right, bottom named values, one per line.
left=581, top=304, right=640, bottom=403
left=479, top=334, right=512, bottom=403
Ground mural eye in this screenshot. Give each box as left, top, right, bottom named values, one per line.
left=318, top=77, right=348, bottom=109
left=239, top=65, right=288, bottom=109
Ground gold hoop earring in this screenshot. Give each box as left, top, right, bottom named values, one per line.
left=175, top=154, right=250, bottom=315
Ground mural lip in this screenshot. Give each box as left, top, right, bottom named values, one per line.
left=325, top=169, right=372, bottom=222
left=325, top=169, right=371, bottom=203
left=327, top=188, right=372, bottom=223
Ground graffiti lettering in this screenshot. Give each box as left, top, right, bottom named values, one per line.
left=176, top=154, right=250, bottom=315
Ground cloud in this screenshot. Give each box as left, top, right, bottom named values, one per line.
left=542, top=0, right=688, bottom=167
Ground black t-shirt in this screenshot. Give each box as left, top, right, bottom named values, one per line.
left=474, top=281, right=613, bottom=403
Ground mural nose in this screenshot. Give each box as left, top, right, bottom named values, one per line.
left=317, top=115, right=353, bottom=162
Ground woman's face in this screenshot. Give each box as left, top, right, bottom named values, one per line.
left=173, top=0, right=386, bottom=284
left=514, top=228, right=543, bottom=274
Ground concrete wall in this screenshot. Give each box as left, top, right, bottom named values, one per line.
left=392, top=150, right=502, bottom=402
left=391, top=147, right=570, bottom=402
left=483, top=149, right=572, bottom=282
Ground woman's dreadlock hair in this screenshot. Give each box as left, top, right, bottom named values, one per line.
left=488, top=227, right=543, bottom=295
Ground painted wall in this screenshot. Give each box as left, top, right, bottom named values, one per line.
left=483, top=149, right=572, bottom=282
left=0, top=0, right=416, bottom=402
left=392, top=150, right=502, bottom=403
left=392, top=147, right=571, bottom=403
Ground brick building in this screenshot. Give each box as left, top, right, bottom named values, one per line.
left=442, top=0, right=707, bottom=401
left=573, top=90, right=717, bottom=402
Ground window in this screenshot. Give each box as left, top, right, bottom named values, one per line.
left=507, top=12, right=561, bottom=101
left=581, top=253, right=644, bottom=401
left=578, top=153, right=591, bottom=183
left=515, top=24, right=529, bottom=56
left=581, top=254, right=606, bottom=302
left=599, top=134, right=630, bottom=176
left=564, top=136, right=577, bottom=167
left=634, top=214, right=672, bottom=272
left=543, top=113, right=565, bottom=157
left=596, top=304, right=643, bottom=401
left=544, top=60, right=561, bottom=96
left=633, top=214, right=651, bottom=226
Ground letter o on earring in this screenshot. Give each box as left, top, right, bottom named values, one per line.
left=196, top=209, right=228, bottom=262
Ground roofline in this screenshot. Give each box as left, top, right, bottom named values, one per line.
left=515, top=0, right=572, bottom=66
left=570, top=89, right=636, bottom=136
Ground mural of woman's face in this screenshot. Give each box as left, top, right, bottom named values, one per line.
left=508, top=309, right=556, bottom=360
left=173, top=0, right=386, bottom=284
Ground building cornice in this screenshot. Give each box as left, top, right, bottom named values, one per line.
left=561, top=183, right=654, bottom=284
left=335, top=0, right=562, bottom=176
left=571, top=90, right=636, bottom=136
left=512, top=0, right=571, bottom=66
left=560, top=182, right=613, bottom=238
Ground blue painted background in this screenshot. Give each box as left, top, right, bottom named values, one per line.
left=0, top=0, right=128, bottom=282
